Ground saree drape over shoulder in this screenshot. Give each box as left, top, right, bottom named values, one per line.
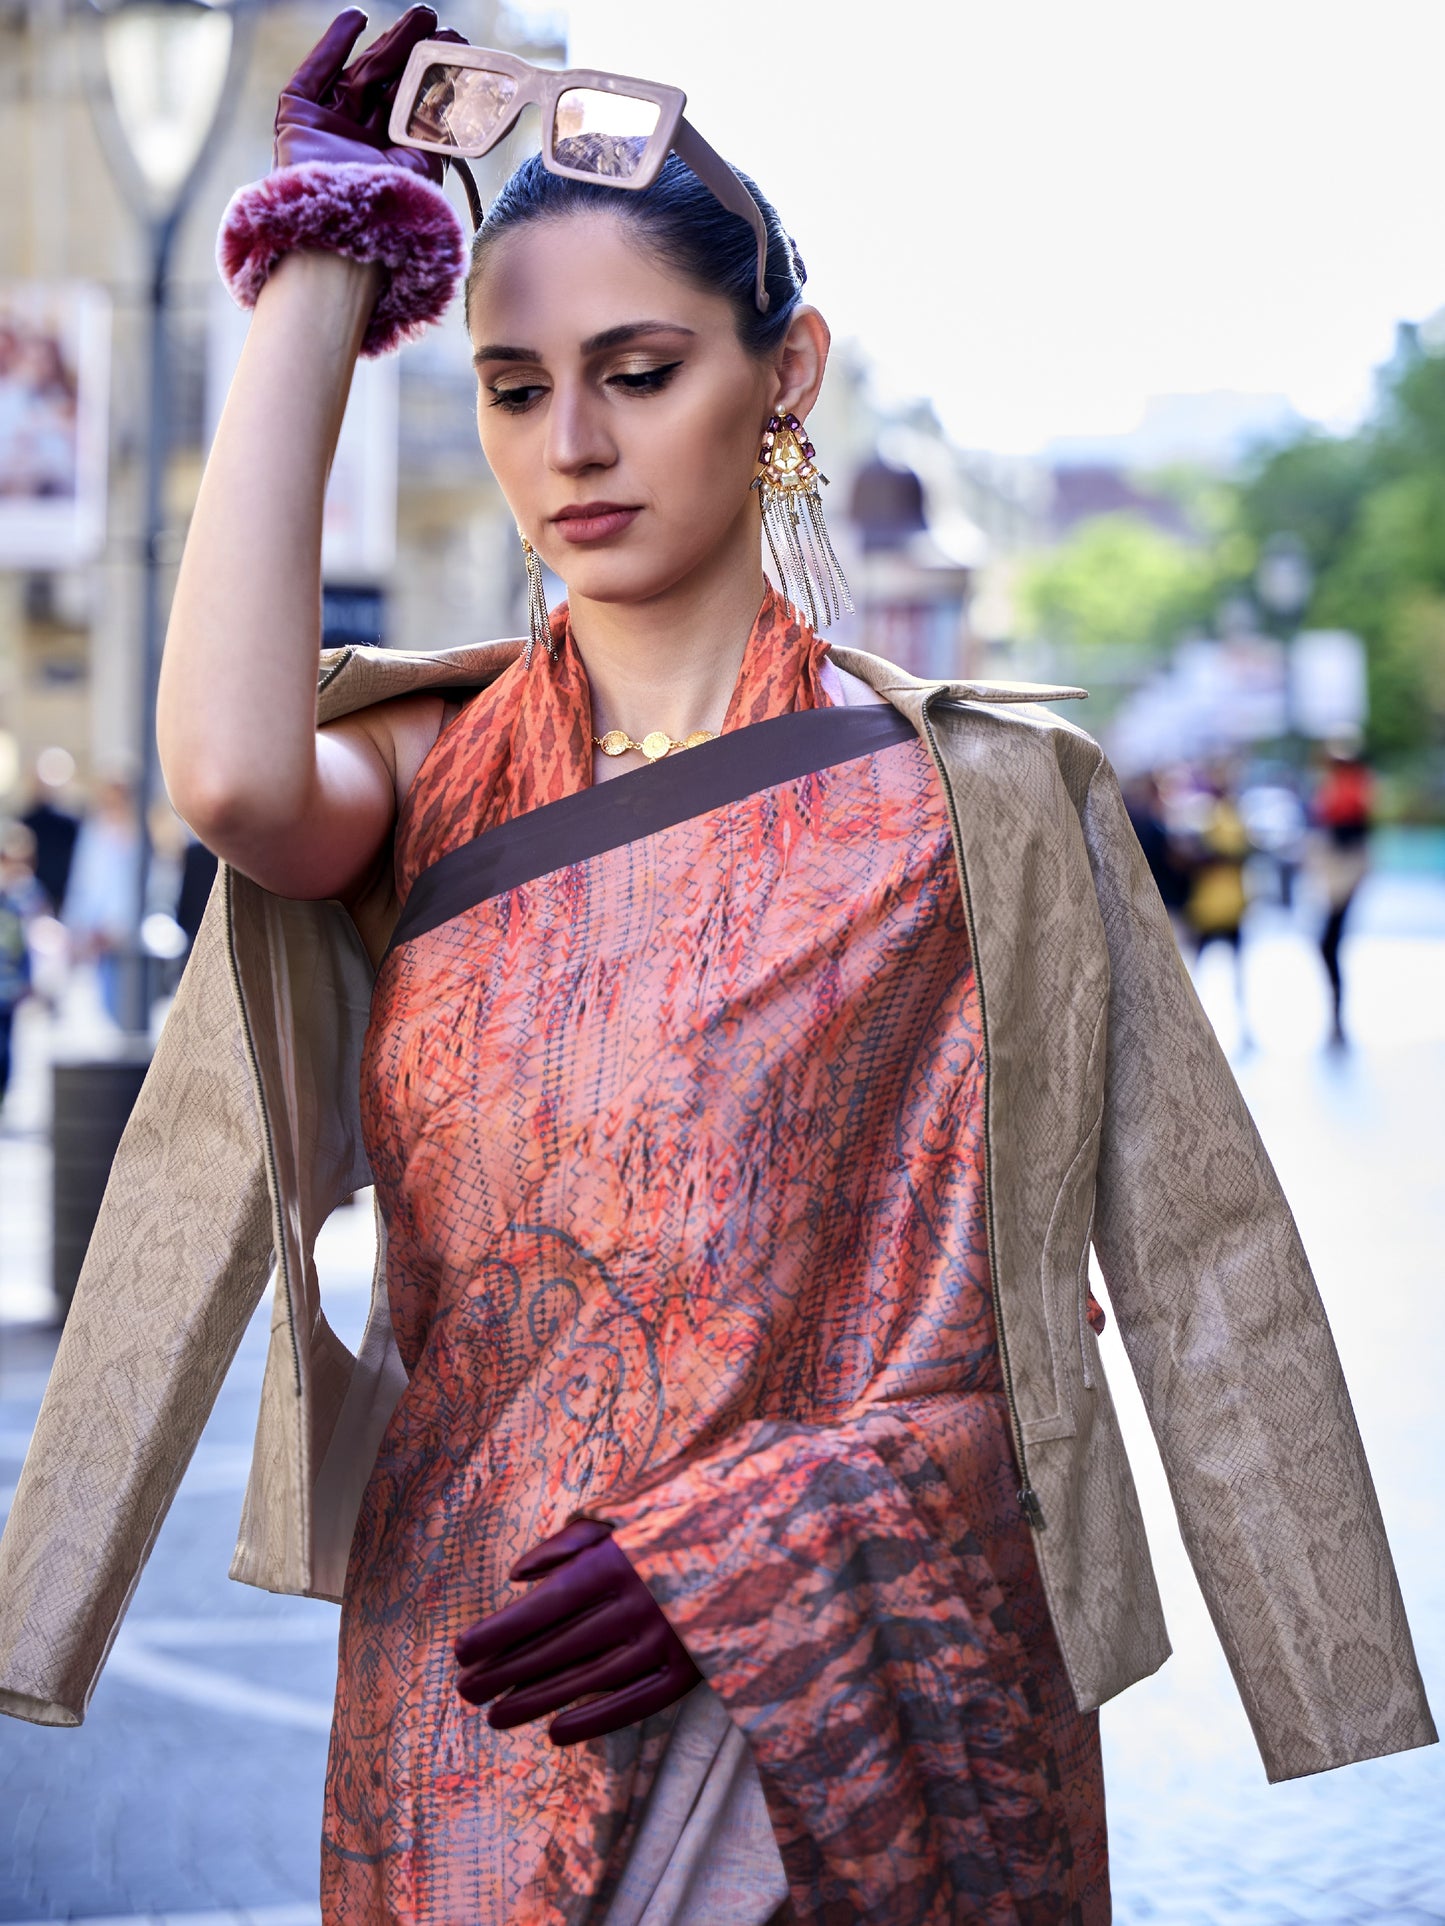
left=330, top=591, right=1107, bottom=1923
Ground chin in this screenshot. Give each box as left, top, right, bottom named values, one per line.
left=551, top=545, right=706, bottom=608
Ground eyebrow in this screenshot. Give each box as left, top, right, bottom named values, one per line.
left=472, top=320, right=697, bottom=366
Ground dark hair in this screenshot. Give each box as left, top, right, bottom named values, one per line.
left=465, top=150, right=807, bottom=355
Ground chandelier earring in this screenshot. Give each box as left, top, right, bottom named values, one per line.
left=750, top=412, right=853, bottom=631
left=520, top=533, right=554, bottom=667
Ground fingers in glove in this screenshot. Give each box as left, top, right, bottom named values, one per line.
left=339, top=3, right=440, bottom=95
left=510, top=1517, right=614, bottom=1583
left=480, top=1633, right=665, bottom=1730
left=547, top=1664, right=699, bottom=1746
left=454, top=1537, right=628, bottom=1668
left=456, top=1596, right=639, bottom=1703
left=286, top=8, right=369, bottom=102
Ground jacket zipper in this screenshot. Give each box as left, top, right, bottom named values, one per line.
left=920, top=696, right=1045, bottom=1530
left=222, top=648, right=353, bottom=1400
left=222, top=864, right=303, bottom=1397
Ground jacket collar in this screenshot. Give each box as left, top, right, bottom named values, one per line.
left=823, top=642, right=1086, bottom=709
left=314, top=637, right=1087, bottom=729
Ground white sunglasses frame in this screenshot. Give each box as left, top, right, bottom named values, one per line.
left=389, top=42, right=772, bottom=311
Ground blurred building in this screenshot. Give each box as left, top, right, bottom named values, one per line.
left=0, top=0, right=1023, bottom=807
left=0, top=0, right=563, bottom=812
left=847, top=431, right=980, bottom=680
left=1046, top=465, right=1192, bottom=542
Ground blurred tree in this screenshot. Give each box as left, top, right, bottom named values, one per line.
left=1234, top=432, right=1378, bottom=574
left=1233, top=338, right=1445, bottom=767
left=1019, top=512, right=1215, bottom=665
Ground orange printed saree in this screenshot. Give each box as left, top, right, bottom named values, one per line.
left=327, top=589, right=1107, bottom=1923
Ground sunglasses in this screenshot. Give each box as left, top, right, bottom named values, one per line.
left=388, top=43, right=771, bottom=312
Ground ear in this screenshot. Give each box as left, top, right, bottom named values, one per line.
left=771, top=305, right=831, bottom=425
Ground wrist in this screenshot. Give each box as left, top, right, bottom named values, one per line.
left=217, top=161, right=466, bottom=358
left=260, top=249, right=383, bottom=351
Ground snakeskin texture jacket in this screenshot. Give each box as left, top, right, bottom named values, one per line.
left=0, top=639, right=1434, bottom=1786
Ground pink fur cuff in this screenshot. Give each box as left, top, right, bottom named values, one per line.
left=217, top=161, right=467, bottom=357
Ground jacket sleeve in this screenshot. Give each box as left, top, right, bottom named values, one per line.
left=1080, top=749, right=1435, bottom=1780
left=591, top=1392, right=1072, bottom=1916
left=0, top=882, right=275, bottom=1727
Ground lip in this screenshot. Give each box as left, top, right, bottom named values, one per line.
left=550, top=502, right=642, bottom=543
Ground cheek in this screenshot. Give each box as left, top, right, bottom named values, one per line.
left=645, top=389, right=762, bottom=525
left=475, top=405, right=536, bottom=520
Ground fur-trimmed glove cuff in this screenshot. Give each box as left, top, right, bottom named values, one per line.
left=217, top=160, right=467, bottom=358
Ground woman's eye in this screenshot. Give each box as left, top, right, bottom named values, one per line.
left=609, top=361, right=683, bottom=395
left=487, top=384, right=546, bottom=413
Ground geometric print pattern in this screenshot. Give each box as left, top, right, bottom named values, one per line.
left=392, top=584, right=836, bottom=897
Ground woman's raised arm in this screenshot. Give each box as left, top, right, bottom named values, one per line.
left=158, top=250, right=424, bottom=903
left=157, top=6, right=466, bottom=905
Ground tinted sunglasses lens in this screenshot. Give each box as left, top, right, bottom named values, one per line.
left=552, top=87, right=660, bottom=178
left=406, top=63, right=518, bottom=150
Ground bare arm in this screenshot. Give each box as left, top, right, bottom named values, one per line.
left=158, top=250, right=441, bottom=902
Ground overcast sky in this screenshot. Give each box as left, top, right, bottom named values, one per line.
left=545, top=0, right=1445, bottom=454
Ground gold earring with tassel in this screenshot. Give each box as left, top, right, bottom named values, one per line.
left=750, top=412, right=853, bottom=630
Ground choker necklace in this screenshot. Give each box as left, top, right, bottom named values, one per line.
left=594, top=727, right=718, bottom=763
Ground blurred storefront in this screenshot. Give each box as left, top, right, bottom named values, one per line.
left=0, top=0, right=564, bottom=813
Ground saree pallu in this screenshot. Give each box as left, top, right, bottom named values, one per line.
left=331, top=685, right=1107, bottom=1923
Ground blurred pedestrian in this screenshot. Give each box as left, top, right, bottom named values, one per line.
left=1125, top=771, right=1190, bottom=945
left=1309, top=739, right=1373, bottom=1048
left=1183, top=772, right=1252, bottom=1040
left=19, top=750, right=80, bottom=912
left=0, top=820, right=45, bottom=1112
left=61, top=767, right=139, bottom=1028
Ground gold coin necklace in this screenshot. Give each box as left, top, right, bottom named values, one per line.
left=593, top=726, right=718, bottom=763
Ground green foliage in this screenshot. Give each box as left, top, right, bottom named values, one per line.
left=1234, top=431, right=1378, bottom=565
left=1232, top=341, right=1445, bottom=765
left=1016, top=336, right=1445, bottom=781
left=1019, top=514, right=1215, bottom=665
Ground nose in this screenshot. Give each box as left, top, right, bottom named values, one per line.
left=544, top=380, right=617, bottom=478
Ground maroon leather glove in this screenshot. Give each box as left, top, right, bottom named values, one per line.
left=273, top=5, right=466, bottom=180
left=454, top=1518, right=703, bottom=1746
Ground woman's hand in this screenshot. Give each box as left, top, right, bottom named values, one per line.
left=273, top=5, right=467, bottom=178
left=454, top=1519, right=703, bottom=1745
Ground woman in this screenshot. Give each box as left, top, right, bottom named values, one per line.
left=0, top=10, right=1433, bottom=1925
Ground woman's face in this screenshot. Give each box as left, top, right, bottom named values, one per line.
left=467, top=211, right=825, bottom=607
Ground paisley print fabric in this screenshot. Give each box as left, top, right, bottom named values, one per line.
left=328, top=590, right=1107, bottom=1922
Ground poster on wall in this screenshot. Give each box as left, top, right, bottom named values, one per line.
left=0, top=282, right=111, bottom=567
left=206, top=283, right=399, bottom=588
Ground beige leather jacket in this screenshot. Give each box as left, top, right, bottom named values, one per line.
left=0, top=639, right=1434, bottom=1786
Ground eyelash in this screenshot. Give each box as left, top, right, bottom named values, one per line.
left=486, top=361, right=684, bottom=414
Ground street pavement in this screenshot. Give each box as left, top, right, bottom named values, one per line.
left=0, top=873, right=1441, bottom=1924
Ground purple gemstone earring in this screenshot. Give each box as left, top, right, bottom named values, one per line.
left=751, top=412, right=852, bottom=630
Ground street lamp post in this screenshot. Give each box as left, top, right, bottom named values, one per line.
left=81, top=0, right=249, bottom=1034
left=46, top=2, right=250, bottom=1318
left=1256, top=531, right=1315, bottom=742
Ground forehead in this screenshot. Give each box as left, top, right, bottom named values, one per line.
left=467, top=210, right=732, bottom=353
